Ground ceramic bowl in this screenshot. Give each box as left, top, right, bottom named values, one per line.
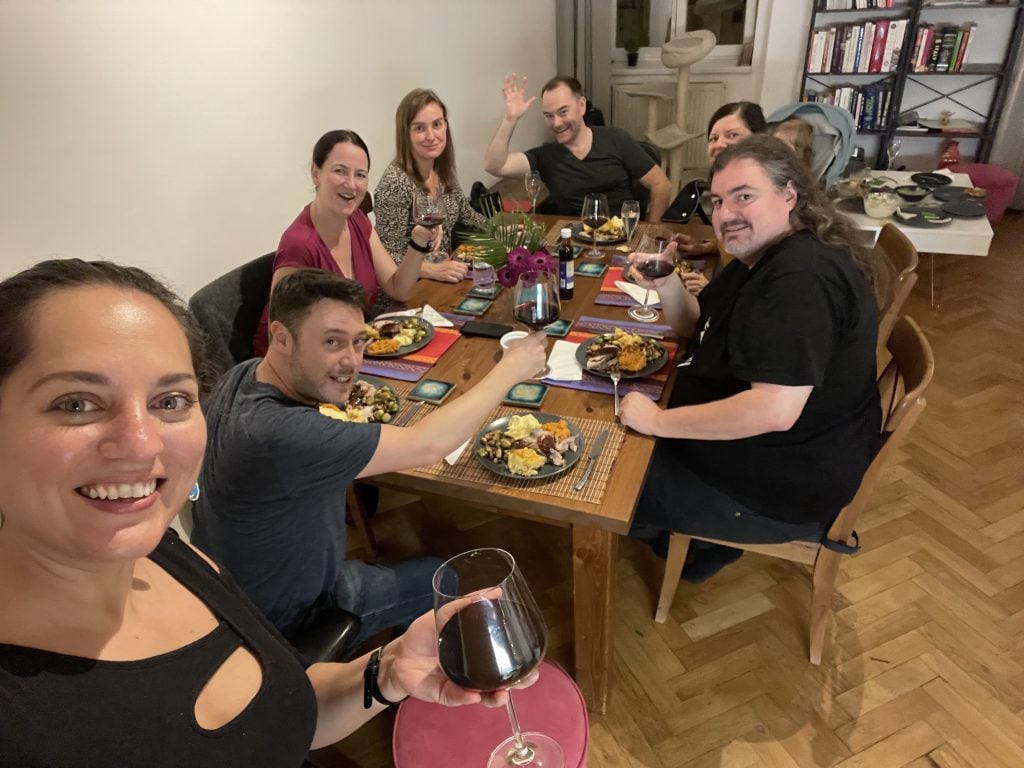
left=863, top=191, right=901, bottom=219
left=895, top=185, right=929, bottom=203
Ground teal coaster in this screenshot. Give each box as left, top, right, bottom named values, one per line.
left=453, top=297, right=492, bottom=316
left=407, top=379, right=456, bottom=405
left=576, top=262, right=608, bottom=277
left=503, top=382, right=549, bottom=408
left=544, top=318, right=573, bottom=337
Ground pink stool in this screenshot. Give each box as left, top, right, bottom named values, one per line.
left=392, top=660, right=589, bottom=767
left=951, top=163, right=1019, bottom=224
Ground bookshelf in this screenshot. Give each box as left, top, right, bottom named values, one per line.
left=800, top=0, right=1024, bottom=167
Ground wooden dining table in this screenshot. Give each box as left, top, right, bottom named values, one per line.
left=364, top=215, right=714, bottom=713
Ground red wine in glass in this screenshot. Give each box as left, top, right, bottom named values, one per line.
left=437, top=599, right=544, bottom=691
left=581, top=215, right=608, bottom=231
left=514, top=300, right=559, bottom=331
left=413, top=213, right=446, bottom=228
left=634, top=260, right=675, bottom=279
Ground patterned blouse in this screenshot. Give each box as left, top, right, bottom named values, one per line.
left=373, top=161, right=485, bottom=262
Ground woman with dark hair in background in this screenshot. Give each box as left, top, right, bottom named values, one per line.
left=0, top=258, right=524, bottom=766
left=674, top=101, right=769, bottom=294
left=374, top=88, right=484, bottom=285
left=253, top=129, right=437, bottom=355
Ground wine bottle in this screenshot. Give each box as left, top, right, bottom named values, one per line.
left=558, top=227, right=574, bottom=300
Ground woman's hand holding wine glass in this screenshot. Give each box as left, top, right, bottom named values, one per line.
left=433, top=549, right=564, bottom=768
left=412, top=193, right=448, bottom=261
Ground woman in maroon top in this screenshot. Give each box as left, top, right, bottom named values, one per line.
left=253, top=130, right=438, bottom=356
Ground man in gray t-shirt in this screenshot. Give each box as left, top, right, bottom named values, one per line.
left=192, top=269, right=545, bottom=642
left=484, top=74, right=671, bottom=221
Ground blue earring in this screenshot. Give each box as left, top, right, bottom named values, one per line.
left=189, top=483, right=200, bottom=502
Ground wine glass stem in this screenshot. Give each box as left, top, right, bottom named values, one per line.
left=504, top=693, right=536, bottom=766
left=641, top=288, right=650, bottom=311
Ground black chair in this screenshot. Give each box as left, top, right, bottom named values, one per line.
left=188, top=253, right=275, bottom=392
left=188, top=256, right=363, bottom=663
left=662, top=179, right=712, bottom=225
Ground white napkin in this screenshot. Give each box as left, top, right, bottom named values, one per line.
left=375, top=304, right=453, bottom=328
left=614, top=280, right=660, bottom=307
left=545, top=340, right=583, bottom=381
left=936, top=168, right=956, bottom=179
left=445, top=438, right=470, bottom=465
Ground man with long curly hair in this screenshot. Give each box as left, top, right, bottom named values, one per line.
left=620, top=135, right=889, bottom=582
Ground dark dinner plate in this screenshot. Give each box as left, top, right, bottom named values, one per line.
left=571, top=221, right=627, bottom=245
left=896, top=205, right=952, bottom=228
left=910, top=172, right=953, bottom=188
left=942, top=200, right=987, bottom=218
left=352, top=375, right=401, bottom=422
left=575, top=334, right=668, bottom=379
left=930, top=186, right=968, bottom=202
left=474, top=413, right=584, bottom=480
left=364, top=317, right=435, bottom=357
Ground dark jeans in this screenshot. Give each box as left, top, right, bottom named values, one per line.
left=335, top=556, right=443, bottom=645
left=631, top=444, right=828, bottom=548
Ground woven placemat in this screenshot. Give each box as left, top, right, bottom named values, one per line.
left=396, top=403, right=626, bottom=505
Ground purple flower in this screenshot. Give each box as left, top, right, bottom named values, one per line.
left=496, top=265, right=515, bottom=288
left=508, top=247, right=530, bottom=266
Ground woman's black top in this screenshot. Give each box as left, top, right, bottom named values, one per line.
left=0, top=530, right=318, bottom=767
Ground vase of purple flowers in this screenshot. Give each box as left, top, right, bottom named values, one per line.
left=496, top=246, right=557, bottom=288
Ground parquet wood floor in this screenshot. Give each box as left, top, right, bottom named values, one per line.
left=314, top=211, right=1024, bottom=768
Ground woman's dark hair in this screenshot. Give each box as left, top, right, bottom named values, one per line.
left=269, top=269, right=367, bottom=337
left=395, top=88, right=458, bottom=188
left=0, top=258, right=207, bottom=388
left=706, top=101, right=768, bottom=138
left=311, top=129, right=371, bottom=170
left=709, top=135, right=890, bottom=308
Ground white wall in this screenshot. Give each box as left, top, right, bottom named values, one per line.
left=0, top=0, right=557, bottom=296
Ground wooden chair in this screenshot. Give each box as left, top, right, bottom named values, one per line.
left=875, top=223, right=919, bottom=352
left=654, top=315, right=934, bottom=664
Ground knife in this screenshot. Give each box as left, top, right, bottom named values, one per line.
left=573, top=429, right=610, bottom=492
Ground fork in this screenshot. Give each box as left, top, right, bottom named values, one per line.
left=610, top=365, right=621, bottom=417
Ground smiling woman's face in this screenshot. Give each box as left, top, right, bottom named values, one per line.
left=0, top=286, right=206, bottom=565
left=311, top=141, right=370, bottom=218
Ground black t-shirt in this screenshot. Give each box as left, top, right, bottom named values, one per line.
left=663, top=231, right=881, bottom=523
left=0, top=530, right=317, bottom=767
left=524, top=126, right=655, bottom=216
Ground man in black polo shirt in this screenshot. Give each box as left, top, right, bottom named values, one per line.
left=484, top=74, right=671, bottom=221
left=620, top=135, right=885, bottom=581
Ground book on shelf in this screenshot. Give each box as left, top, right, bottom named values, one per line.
left=868, top=20, right=890, bottom=73
left=911, top=22, right=976, bottom=72
left=935, top=26, right=960, bottom=72
left=804, top=79, right=892, bottom=131
left=956, top=23, right=976, bottom=71
left=883, top=19, right=907, bottom=72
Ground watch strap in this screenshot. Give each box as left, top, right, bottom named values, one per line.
left=363, top=646, right=403, bottom=709
left=408, top=238, right=432, bottom=253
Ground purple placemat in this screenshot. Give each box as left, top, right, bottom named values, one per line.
left=541, top=315, right=679, bottom=401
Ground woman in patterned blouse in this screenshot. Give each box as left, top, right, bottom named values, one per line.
left=374, top=89, right=485, bottom=284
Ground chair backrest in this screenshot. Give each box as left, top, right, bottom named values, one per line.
left=767, top=103, right=856, bottom=186
left=827, top=315, right=934, bottom=544
left=189, top=253, right=275, bottom=391
left=875, top=223, right=919, bottom=349
left=663, top=178, right=711, bottom=225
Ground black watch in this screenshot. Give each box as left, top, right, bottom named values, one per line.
left=363, top=646, right=403, bottom=709
left=408, top=238, right=432, bottom=254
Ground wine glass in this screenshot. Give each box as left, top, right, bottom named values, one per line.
left=513, top=271, right=559, bottom=378
left=621, top=199, right=640, bottom=246
left=524, top=171, right=542, bottom=213
left=628, top=234, right=673, bottom=323
left=885, top=137, right=902, bottom=172
left=434, top=549, right=564, bottom=768
left=412, top=193, right=448, bottom=260
left=580, top=193, right=609, bottom=259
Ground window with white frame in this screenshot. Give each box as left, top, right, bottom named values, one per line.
left=615, top=0, right=757, bottom=65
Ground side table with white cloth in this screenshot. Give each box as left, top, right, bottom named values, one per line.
left=843, top=170, right=994, bottom=307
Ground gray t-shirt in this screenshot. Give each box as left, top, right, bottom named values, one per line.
left=524, top=126, right=656, bottom=216
left=192, top=359, right=380, bottom=631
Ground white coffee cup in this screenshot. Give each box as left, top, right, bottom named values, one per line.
left=499, top=330, right=528, bottom=351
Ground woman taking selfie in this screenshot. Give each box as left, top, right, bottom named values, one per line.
left=0, top=259, right=521, bottom=766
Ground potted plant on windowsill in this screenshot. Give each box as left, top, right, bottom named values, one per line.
left=624, top=39, right=640, bottom=67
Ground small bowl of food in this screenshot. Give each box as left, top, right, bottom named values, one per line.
left=895, top=185, right=929, bottom=203
left=863, top=191, right=901, bottom=219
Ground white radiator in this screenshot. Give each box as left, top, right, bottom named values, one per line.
left=612, top=81, right=726, bottom=171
